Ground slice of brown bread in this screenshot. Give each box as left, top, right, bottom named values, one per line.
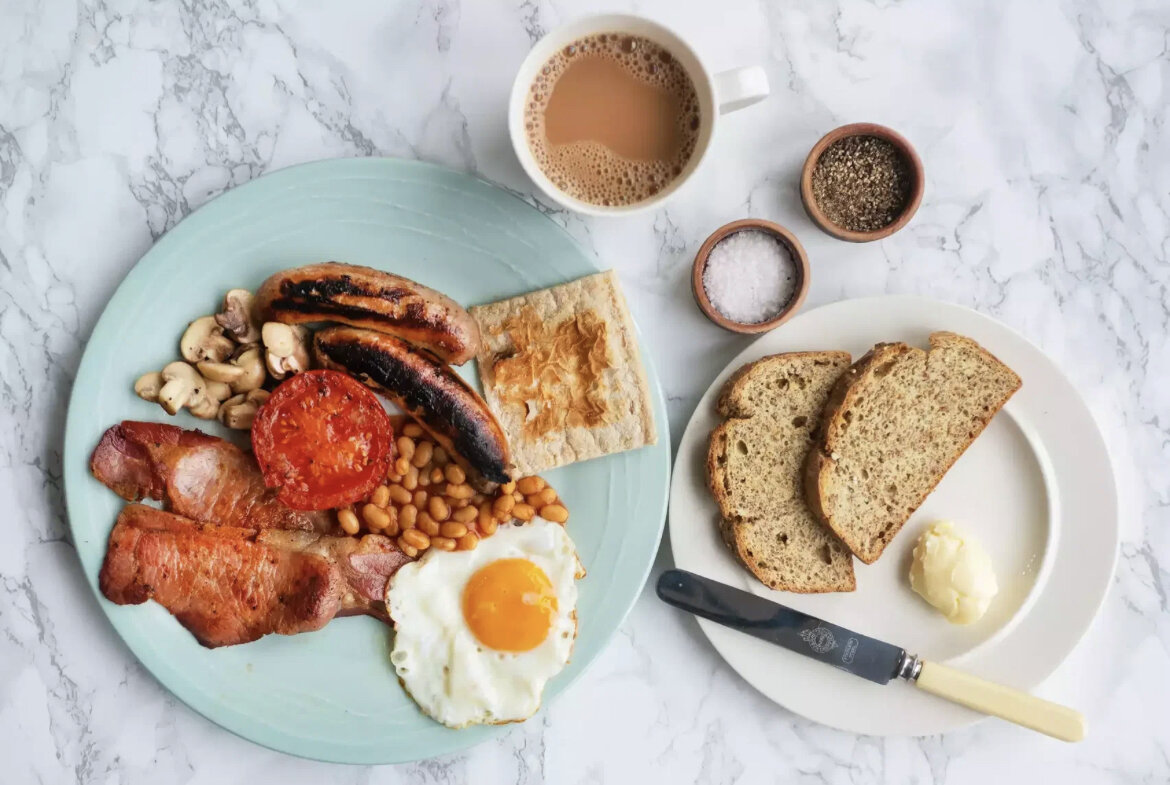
left=805, top=332, right=1022, bottom=564
left=707, top=352, right=856, bottom=592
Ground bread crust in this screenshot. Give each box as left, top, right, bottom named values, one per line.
left=706, top=351, right=855, bottom=592
left=805, top=333, right=1021, bottom=564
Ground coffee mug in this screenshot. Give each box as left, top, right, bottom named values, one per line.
left=509, top=14, right=770, bottom=216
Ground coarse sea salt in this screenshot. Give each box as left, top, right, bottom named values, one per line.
left=702, top=229, right=797, bottom=324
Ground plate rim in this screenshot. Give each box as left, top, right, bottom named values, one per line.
left=666, top=293, right=1120, bottom=737
left=62, top=157, right=672, bottom=763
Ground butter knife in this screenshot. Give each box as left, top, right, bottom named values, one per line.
left=657, top=569, right=1085, bottom=741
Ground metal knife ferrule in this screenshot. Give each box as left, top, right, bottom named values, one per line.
left=896, top=652, right=923, bottom=682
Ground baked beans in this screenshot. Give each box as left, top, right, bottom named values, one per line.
left=417, top=511, right=440, bottom=536
left=336, top=419, right=569, bottom=555
left=452, top=506, right=478, bottom=523
left=540, top=504, right=569, bottom=523
left=362, top=503, right=391, bottom=530
left=516, top=476, right=545, bottom=495
left=411, top=440, right=433, bottom=467
left=338, top=508, right=360, bottom=535
left=401, top=529, right=430, bottom=550
left=427, top=496, right=450, bottom=522
left=396, top=436, right=415, bottom=461
left=370, top=485, right=390, bottom=508
left=440, top=521, right=468, bottom=539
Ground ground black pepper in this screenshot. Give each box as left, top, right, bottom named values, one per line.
left=810, top=135, right=912, bottom=233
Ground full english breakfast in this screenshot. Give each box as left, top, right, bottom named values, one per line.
left=90, top=261, right=656, bottom=729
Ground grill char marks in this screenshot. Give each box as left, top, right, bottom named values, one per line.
left=275, top=277, right=412, bottom=322
left=273, top=280, right=444, bottom=338
left=255, top=262, right=482, bottom=365
left=313, top=326, right=512, bottom=486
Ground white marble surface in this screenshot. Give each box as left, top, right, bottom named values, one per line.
left=1, top=0, right=1167, bottom=782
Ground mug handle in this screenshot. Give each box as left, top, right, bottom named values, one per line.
left=714, top=66, right=770, bottom=114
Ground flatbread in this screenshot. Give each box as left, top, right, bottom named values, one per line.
left=470, top=270, right=657, bottom=475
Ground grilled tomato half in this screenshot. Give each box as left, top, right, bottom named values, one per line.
left=252, top=369, right=394, bottom=510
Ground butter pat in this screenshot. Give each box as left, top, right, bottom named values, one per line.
left=909, top=521, right=998, bottom=624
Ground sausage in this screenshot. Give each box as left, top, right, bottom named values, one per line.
left=312, top=326, right=512, bottom=486
left=256, top=262, right=482, bottom=365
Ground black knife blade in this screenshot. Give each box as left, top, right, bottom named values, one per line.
left=657, top=569, right=906, bottom=685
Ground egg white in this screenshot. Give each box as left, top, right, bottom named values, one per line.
left=386, top=519, right=581, bottom=728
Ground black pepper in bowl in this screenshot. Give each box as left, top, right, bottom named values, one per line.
left=810, top=135, right=912, bottom=233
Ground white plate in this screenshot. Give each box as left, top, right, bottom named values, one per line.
left=668, top=296, right=1118, bottom=736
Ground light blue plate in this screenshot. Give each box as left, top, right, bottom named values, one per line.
left=62, top=158, right=671, bottom=764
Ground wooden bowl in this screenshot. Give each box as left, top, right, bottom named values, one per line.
left=799, top=122, right=924, bottom=243
left=691, top=218, right=811, bottom=334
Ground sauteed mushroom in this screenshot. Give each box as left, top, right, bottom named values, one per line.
left=180, top=316, right=234, bottom=364
left=133, top=371, right=163, bottom=402
left=218, top=388, right=270, bottom=430
left=229, top=346, right=266, bottom=392
left=262, top=322, right=310, bottom=379
left=215, top=289, right=261, bottom=343
left=157, top=362, right=208, bottom=415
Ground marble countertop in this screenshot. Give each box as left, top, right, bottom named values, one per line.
left=2, top=0, right=1167, bottom=782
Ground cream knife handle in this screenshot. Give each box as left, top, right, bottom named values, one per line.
left=914, top=661, right=1086, bottom=742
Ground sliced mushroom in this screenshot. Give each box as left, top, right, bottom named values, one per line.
left=218, top=387, right=270, bottom=430
left=245, top=388, right=270, bottom=406
left=262, top=322, right=310, bottom=379
left=205, top=379, right=233, bottom=402
left=158, top=362, right=205, bottom=415
left=230, top=346, right=266, bottom=393
left=181, top=316, right=234, bottom=364
left=188, top=394, right=220, bottom=420
left=231, top=341, right=260, bottom=360
left=197, top=360, right=245, bottom=385
left=218, top=394, right=250, bottom=429
left=134, top=372, right=164, bottom=402
left=215, top=289, right=261, bottom=343
left=261, top=322, right=298, bottom=357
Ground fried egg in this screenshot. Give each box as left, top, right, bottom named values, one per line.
left=386, top=519, right=582, bottom=728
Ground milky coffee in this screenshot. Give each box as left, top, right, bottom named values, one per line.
left=524, top=33, right=701, bottom=207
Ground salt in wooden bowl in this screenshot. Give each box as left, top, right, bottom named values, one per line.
left=691, top=218, right=810, bottom=334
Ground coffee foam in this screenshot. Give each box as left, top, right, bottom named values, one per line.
left=524, top=33, right=701, bottom=207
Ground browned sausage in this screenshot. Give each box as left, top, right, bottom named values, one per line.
left=312, top=326, right=512, bottom=486
left=255, top=262, right=481, bottom=365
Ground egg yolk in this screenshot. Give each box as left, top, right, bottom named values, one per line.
left=462, top=558, right=558, bottom=652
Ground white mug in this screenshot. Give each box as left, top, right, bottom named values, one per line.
left=509, top=14, right=770, bottom=217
